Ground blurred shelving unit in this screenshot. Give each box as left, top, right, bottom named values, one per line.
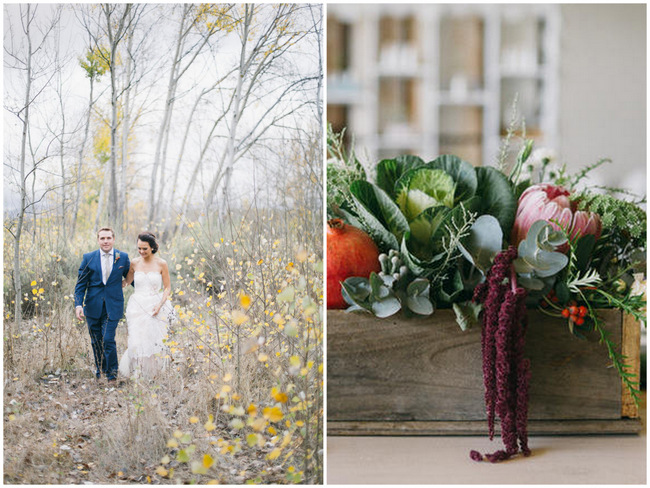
left=327, top=4, right=560, bottom=168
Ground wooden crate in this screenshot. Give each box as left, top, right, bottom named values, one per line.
left=327, top=309, right=643, bottom=435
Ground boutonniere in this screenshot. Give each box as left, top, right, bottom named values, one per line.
left=115, top=252, right=120, bottom=262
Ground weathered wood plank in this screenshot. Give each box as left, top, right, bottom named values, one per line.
left=327, top=418, right=644, bottom=436
left=621, top=313, right=641, bottom=418
left=327, top=308, right=640, bottom=434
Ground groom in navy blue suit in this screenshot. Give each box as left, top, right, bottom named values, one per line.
left=74, top=227, right=131, bottom=381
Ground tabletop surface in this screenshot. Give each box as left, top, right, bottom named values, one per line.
left=327, top=397, right=647, bottom=485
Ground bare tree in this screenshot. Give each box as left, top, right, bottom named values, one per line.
left=73, top=40, right=108, bottom=237
left=147, top=4, right=234, bottom=225
left=102, top=4, right=133, bottom=229
left=77, top=3, right=136, bottom=229
left=3, top=4, right=60, bottom=356
left=202, top=4, right=318, bottom=215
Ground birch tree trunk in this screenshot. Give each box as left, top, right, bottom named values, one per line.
left=71, top=73, right=94, bottom=238
left=119, top=8, right=135, bottom=232
left=210, top=5, right=252, bottom=216
left=12, top=4, right=34, bottom=351
left=102, top=3, right=131, bottom=229
left=148, top=4, right=190, bottom=226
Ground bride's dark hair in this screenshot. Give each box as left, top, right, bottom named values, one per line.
left=137, top=232, right=159, bottom=254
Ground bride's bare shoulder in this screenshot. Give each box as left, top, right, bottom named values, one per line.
left=156, top=256, right=168, bottom=268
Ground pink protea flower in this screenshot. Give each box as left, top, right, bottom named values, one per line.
left=511, top=184, right=602, bottom=247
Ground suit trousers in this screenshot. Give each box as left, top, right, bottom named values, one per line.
left=86, top=303, right=119, bottom=380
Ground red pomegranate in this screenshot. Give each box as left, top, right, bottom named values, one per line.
left=327, top=219, right=381, bottom=309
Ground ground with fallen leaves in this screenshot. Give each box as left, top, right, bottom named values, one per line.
left=3, top=312, right=317, bottom=486
left=4, top=367, right=294, bottom=484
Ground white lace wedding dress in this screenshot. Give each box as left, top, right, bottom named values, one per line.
left=118, top=271, right=172, bottom=378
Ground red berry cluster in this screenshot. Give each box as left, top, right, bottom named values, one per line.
left=560, top=302, right=588, bottom=325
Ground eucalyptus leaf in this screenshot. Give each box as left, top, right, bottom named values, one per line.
left=452, top=301, right=482, bottom=331
left=458, top=214, right=503, bottom=273
left=341, top=277, right=371, bottom=302
left=406, top=278, right=430, bottom=297
left=405, top=295, right=434, bottom=315
left=517, top=220, right=569, bottom=278
left=371, top=296, right=401, bottom=318
left=520, top=248, right=568, bottom=278
left=516, top=274, right=545, bottom=290
left=344, top=303, right=370, bottom=314
left=369, top=272, right=391, bottom=299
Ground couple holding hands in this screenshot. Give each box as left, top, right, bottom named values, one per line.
left=74, top=228, right=173, bottom=381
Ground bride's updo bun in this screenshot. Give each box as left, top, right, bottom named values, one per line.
left=138, top=232, right=159, bottom=254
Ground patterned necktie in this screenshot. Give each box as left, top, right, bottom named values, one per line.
left=102, top=253, right=112, bottom=284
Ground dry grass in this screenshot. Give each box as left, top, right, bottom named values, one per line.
left=5, top=304, right=321, bottom=484
left=4, top=212, right=323, bottom=484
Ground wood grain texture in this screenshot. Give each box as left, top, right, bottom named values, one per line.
left=621, top=313, right=641, bottom=418
left=328, top=418, right=643, bottom=436
left=327, top=308, right=641, bottom=434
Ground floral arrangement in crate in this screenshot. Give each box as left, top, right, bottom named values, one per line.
left=326, top=126, right=646, bottom=462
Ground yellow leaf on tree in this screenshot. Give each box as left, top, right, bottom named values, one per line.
left=258, top=353, right=268, bottom=362
left=263, top=406, right=283, bottom=423
left=167, top=439, right=179, bottom=448
left=30, top=280, right=37, bottom=286
left=155, top=466, right=168, bottom=477
left=189, top=416, right=199, bottom=424
left=239, top=293, right=251, bottom=309
left=223, top=373, right=232, bottom=382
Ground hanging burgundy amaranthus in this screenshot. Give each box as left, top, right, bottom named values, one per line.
left=470, top=246, right=531, bottom=463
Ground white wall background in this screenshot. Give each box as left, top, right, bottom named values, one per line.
left=559, top=4, right=646, bottom=195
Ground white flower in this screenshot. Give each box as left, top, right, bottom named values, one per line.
left=530, top=147, right=556, bottom=165
left=630, top=273, right=646, bottom=298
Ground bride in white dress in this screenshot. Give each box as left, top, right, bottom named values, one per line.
left=118, top=232, right=172, bottom=379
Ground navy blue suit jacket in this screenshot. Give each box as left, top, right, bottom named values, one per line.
left=74, top=249, right=131, bottom=320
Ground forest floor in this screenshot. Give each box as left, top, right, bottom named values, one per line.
left=4, top=369, right=287, bottom=485
left=3, top=322, right=297, bottom=485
